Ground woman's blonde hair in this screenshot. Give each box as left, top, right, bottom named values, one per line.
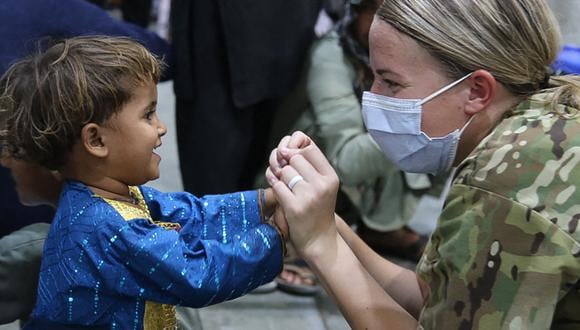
left=0, top=36, right=162, bottom=170
left=376, top=0, right=580, bottom=109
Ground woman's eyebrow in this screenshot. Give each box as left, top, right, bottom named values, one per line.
left=375, top=68, right=404, bottom=79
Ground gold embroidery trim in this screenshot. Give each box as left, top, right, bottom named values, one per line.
left=144, top=301, right=177, bottom=330
left=101, top=186, right=178, bottom=329
left=101, top=186, right=153, bottom=222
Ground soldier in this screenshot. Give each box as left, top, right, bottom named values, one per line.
left=266, top=0, right=580, bottom=329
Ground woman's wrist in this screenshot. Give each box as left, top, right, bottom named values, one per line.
left=297, top=220, right=340, bottom=263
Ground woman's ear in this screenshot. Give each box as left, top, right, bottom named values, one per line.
left=465, top=69, right=496, bottom=115
left=80, top=123, right=108, bottom=158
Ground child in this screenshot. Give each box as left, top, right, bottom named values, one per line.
left=0, top=36, right=285, bottom=329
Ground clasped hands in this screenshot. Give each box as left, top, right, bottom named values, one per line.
left=263, top=131, right=340, bottom=258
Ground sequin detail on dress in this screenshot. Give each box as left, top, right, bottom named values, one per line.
left=26, top=180, right=283, bottom=329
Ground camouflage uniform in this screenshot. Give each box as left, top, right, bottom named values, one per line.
left=417, top=91, right=580, bottom=329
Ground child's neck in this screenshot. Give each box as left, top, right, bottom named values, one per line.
left=86, top=180, right=135, bottom=204
left=63, top=167, right=135, bottom=203
left=62, top=150, right=140, bottom=203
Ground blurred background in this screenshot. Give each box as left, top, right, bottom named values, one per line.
left=1, top=0, right=579, bottom=329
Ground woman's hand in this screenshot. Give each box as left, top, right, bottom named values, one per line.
left=266, top=133, right=419, bottom=328
left=267, top=131, right=312, bottom=178
left=265, top=134, right=340, bottom=258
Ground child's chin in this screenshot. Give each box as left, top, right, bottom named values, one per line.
left=148, top=170, right=161, bottom=181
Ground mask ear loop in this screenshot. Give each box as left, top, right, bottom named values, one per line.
left=442, top=111, right=476, bottom=173
left=458, top=115, right=475, bottom=136
left=418, top=73, right=473, bottom=106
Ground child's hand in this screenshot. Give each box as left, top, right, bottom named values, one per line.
left=260, top=189, right=289, bottom=244
left=261, top=187, right=277, bottom=218
left=260, top=188, right=289, bottom=244
left=271, top=206, right=289, bottom=241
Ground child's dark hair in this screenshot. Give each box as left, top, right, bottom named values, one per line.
left=0, top=36, right=162, bottom=170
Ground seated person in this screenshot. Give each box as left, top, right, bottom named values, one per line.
left=262, top=0, right=448, bottom=295
left=0, top=158, right=60, bottom=325
left=268, top=0, right=447, bottom=259
left=0, top=36, right=285, bottom=329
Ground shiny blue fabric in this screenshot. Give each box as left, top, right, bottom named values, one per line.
left=25, top=181, right=282, bottom=329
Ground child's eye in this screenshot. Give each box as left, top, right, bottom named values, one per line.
left=145, top=110, right=155, bottom=120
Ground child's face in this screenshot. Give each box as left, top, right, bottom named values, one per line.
left=103, top=80, right=167, bottom=186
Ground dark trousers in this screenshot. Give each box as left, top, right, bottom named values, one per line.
left=172, top=0, right=318, bottom=195
left=121, top=0, right=152, bottom=28
left=175, top=97, right=274, bottom=195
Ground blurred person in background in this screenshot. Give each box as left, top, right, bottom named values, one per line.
left=86, top=0, right=154, bottom=28
left=0, top=159, right=60, bottom=326
left=170, top=0, right=322, bottom=196
left=120, top=0, right=153, bottom=28
left=261, top=0, right=448, bottom=295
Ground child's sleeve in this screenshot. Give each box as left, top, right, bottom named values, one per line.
left=141, top=186, right=269, bottom=243
left=79, top=206, right=283, bottom=307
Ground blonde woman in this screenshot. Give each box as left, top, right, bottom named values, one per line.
left=266, top=0, right=580, bottom=328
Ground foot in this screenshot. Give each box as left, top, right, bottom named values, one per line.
left=275, top=260, right=320, bottom=296
left=249, top=281, right=277, bottom=294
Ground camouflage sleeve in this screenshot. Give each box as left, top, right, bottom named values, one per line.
left=417, top=183, right=580, bottom=329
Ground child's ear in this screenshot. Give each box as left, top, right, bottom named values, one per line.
left=80, top=123, right=108, bottom=158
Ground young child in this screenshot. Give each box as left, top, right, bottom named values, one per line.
left=0, top=36, right=285, bottom=329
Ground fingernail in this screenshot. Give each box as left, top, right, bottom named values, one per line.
left=266, top=173, right=278, bottom=186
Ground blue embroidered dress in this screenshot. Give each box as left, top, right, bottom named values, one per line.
left=25, top=181, right=283, bottom=329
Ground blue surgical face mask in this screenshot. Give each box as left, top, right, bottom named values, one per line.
left=362, top=73, right=473, bottom=175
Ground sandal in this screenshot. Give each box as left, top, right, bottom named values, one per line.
left=249, top=280, right=277, bottom=294
left=275, top=259, right=320, bottom=296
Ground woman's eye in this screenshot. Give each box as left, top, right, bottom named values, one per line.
left=382, top=79, right=399, bottom=88
left=371, top=76, right=404, bottom=95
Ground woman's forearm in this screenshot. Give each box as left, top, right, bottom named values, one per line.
left=303, top=231, right=418, bottom=329
left=267, top=133, right=422, bottom=326
left=335, top=215, right=425, bottom=318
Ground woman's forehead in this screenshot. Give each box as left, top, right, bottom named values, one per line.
left=369, top=18, right=447, bottom=79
